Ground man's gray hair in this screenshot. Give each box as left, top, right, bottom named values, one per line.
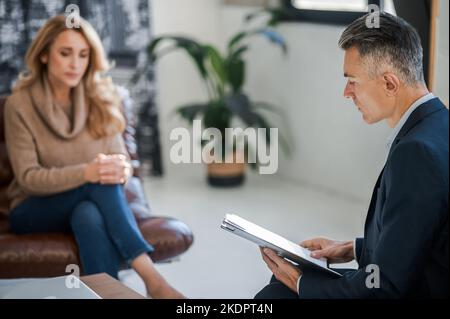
left=339, top=12, right=424, bottom=85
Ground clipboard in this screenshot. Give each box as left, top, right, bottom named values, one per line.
left=221, top=214, right=342, bottom=278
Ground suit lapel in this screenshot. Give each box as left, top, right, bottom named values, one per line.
left=359, top=165, right=385, bottom=265
left=364, top=165, right=385, bottom=229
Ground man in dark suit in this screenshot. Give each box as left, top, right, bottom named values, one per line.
left=256, top=12, right=448, bottom=298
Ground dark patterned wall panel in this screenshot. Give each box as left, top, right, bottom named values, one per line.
left=0, top=0, right=66, bottom=93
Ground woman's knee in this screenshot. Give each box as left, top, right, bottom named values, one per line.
left=70, top=201, right=105, bottom=230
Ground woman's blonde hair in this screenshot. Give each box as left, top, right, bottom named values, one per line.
left=13, top=14, right=125, bottom=138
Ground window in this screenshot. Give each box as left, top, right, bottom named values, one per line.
left=281, top=0, right=381, bottom=25
left=383, top=0, right=396, bottom=15
left=292, top=0, right=369, bottom=12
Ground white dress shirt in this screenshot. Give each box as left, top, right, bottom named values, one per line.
left=385, top=93, right=435, bottom=160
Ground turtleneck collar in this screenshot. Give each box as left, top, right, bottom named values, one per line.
left=29, top=73, right=88, bottom=139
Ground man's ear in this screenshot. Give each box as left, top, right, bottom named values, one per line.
left=382, top=73, right=400, bottom=96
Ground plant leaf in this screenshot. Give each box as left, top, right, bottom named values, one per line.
left=203, top=102, right=232, bottom=131
left=252, top=101, right=284, bottom=115
left=148, top=36, right=209, bottom=79
left=224, top=94, right=291, bottom=155
left=225, top=93, right=264, bottom=127
left=229, top=45, right=249, bottom=61
left=257, top=28, right=288, bottom=55
left=226, top=59, right=245, bottom=93
left=228, top=31, right=248, bottom=52
left=252, top=110, right=292, bottom=156
left=244, top=9, right=265, bottom=23
left=175, top=103, right=209, bottom=123
left=204, top=45, right=227, bottom=86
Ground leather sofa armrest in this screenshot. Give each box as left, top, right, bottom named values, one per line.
left=138, top=217, right=193, bottom=263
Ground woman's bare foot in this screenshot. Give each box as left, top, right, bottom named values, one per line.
left=131, top=253, right=186, bottom=299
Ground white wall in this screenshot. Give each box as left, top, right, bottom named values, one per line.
left=433, top=0, right=449, bottom=104
left=151, top=0, right=223, bottom=179
left=220, top=6, right=390, bottom=202
left=151, top=1, right=392, bottom=202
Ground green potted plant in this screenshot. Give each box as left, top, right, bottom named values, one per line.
left=142, top=8, right=290, bottom=186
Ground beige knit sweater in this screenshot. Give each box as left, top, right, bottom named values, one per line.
left=4, top=75, right=129, bottom=211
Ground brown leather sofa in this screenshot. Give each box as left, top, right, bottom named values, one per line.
left=0, top=94, right=193, bottom=278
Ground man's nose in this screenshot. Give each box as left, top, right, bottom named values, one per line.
left=343, top=83, right=353, bottom=99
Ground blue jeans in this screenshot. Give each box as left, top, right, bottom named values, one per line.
left=9, top=183, right=154, bottom=279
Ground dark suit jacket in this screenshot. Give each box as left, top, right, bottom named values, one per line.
left=299, top=98, right=449, bottom=298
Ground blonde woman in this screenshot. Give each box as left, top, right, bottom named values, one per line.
left=4, top=15, right=184, bottom=299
